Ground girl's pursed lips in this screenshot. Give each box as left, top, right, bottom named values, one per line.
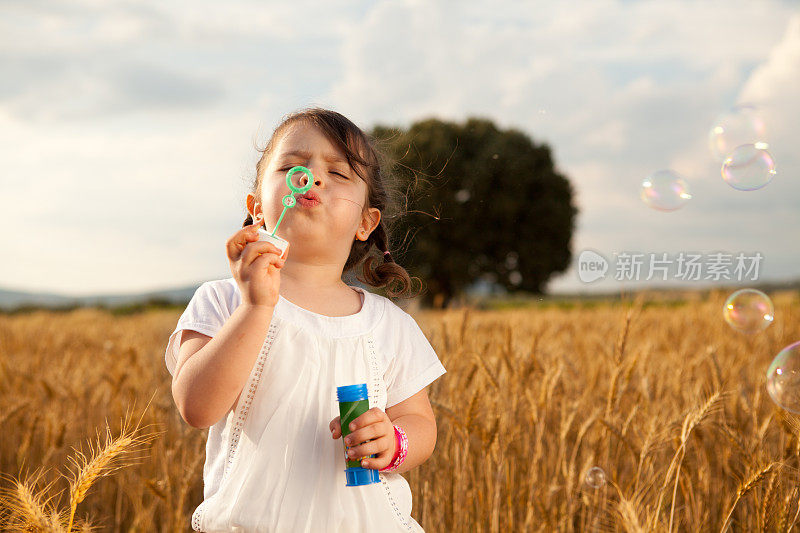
left=299, top=190, right=321, bottom=202
left=297, top=196, right=321, bottom=207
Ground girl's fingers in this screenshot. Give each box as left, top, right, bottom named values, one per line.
left=348, top=424, right=382, bottom=446
left=246, top=217, right=262, bottom=239
left=242, top=241, right=283, bottom=267
left=226, top=217, right=267, bottom=261
left=347, top=437, right=386, bottom=459
left=226, top=229, right=251, bottom=261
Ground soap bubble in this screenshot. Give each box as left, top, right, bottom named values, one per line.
left=723, top=289, right=774, bottom=333
left=584, top=466, right=606, bottom=489
left=708, top=104, right=768, bottom=162
left=721, top=144, right=776, bottom=191
left=767, top=342, right=800, bottom=414
left=641, top=170, right=692, bottom=211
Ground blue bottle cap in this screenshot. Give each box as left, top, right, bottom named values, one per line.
left=345, top=466, right=380, bottom=486
left=337, top=383, right=368, bottom=403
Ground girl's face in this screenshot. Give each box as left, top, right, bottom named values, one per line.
left=249, top=121, right=379, bottom=261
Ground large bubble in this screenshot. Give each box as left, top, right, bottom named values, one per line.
left=708, top=104, right=768, bottom=162
left=723, top=289, right=774, bottom=333
left=641, top=170, right=692, bottom=211
left=721, top=144, right=776, bottom=191
left=767, top=342, right=800, bottom=414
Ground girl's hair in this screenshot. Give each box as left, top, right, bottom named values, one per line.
left=243, top=106, right=420, bottom=299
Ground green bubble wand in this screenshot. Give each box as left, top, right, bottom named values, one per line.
left=268, top=165, right=315, bottom=237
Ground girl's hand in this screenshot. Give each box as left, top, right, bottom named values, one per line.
left=329, top=408, right=397, bottom=470
left=226, top=214, right=288, bottom=308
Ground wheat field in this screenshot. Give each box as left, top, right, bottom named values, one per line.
left=1, top=289, right=799, bottom=532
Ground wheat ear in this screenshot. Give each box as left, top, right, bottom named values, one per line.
left=63, top=400, right=159, bottom=532
left=0, top=466, right=65, bottom=531
left=719, top=462, right=780, bottom=533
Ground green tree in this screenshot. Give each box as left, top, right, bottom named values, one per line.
left=371, top=116, right=577, bottom=309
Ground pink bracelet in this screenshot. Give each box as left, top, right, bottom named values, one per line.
left=380, top=425, right=408, bottom=472
left=381, top=427, right=402, bottom=468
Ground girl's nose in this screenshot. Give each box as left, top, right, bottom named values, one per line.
left=300, top=169, right=322, bottom=188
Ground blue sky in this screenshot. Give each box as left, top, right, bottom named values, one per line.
left=1, top=0, right=798, bottom=296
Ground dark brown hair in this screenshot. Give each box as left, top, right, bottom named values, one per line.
left=243, top=106, right=419, bottom=299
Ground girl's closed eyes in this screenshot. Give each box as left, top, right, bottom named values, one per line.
left=278, top=165, right=351, bottom=180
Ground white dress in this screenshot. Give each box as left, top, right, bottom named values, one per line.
left=164, top=278, right=447, bottom=533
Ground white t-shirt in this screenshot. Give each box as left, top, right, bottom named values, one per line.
left=164, top=278, right=447, bottom=533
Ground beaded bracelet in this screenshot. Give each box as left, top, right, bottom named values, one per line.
left=379, top=424, right=408, bottom=472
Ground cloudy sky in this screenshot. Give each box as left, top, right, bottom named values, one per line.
left=1, top=0, right=798, bottom=297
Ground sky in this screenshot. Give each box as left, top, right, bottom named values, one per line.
left=1, top=0, right=798, bottom=297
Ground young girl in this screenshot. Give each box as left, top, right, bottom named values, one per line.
left=164, top=107, right=447, bottom=532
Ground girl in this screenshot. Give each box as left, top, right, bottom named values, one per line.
left=165, top=107, right=447, bottom=532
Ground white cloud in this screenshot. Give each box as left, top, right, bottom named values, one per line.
left=0, top=103, right=275, bottom=295
left=328, top=0, right=799, bottom=293
left=738, top=13, right=800, bottom=166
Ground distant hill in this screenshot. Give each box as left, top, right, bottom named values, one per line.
left=1, top=276, right=796, bottom=313
left=0, top=274, right=374, bottom=313
left=0, top=284, right=200, bottom=312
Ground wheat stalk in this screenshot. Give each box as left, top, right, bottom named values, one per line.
left=761, top=467, right=781, bottom=531
left=651, top=389, right=725, bottom=531
left=472, top=352, right=500, bottom=390
left=617, top=495, right=646, bottom=533
left=0, top=399, right=30, bottom=427
left=719, top=462, right=780, bottom=533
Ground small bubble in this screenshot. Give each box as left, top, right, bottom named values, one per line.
left=584, top=466, right=606, bottom=489
left=708, top=104, right=768, bottom=162
left=721, top=144, right=776, bottom=191
left=640, top=170, right=692, bottom=211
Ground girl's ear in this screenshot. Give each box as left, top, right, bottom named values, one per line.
left=360, top=207, right=381, bottom=237
left=246, top=193, right=259, bottom=219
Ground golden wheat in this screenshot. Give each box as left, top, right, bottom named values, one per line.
left=0, top=290, right=798, bottom=531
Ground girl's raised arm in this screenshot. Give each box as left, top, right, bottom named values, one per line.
left=172, top=219, right=286, bottom=428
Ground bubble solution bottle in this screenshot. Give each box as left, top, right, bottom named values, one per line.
left=336, top=383, right=380, bottom=486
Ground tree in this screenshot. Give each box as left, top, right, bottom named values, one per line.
left=371, top=116, right=577, bottom=309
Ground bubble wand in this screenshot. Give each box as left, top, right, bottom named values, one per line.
left=256, top=166, right=314, bottom=259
